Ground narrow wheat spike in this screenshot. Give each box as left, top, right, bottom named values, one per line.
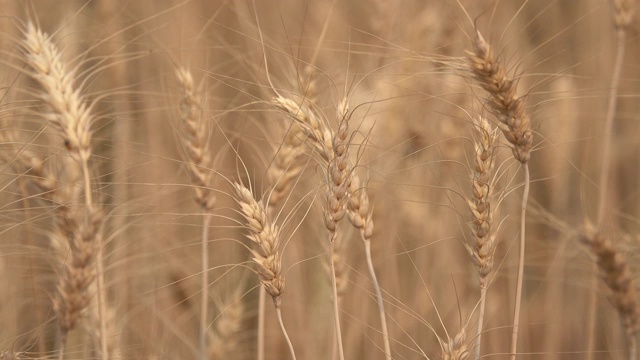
left=440, top=329, right=470, bottom=360
left=321, top=99, right=353, bottom=360
left=467, top=29, right=532, bottom=359
left=175, top=66, right=216, bottom=360
left=464, top=117, right=499, bottom=360
left=233, top=183, right=285, bottom=302
left=176, top=67, right=216, bottom=211
left=21, top=22, right=108, bottom=360
left=52, top=207, right=104, bottom=341
left=21, top=23, right=93, bottom=164
left=582, top=225, right=640, bottom=358
left=232, top=183, right=296, bottom=360
left=465, top=117, right=499, bottom=287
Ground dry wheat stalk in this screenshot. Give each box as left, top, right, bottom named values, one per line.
left=232, top=183, right=296, bottom=359
left=587, top=3, right=636, bottom=359
left=175, top=66, right=216, bottom=360
left=465, top=117, right=499, bottom=360
left=21, top=22, right=108, bottom=360
left=346, top=173, right=391, bottom=360
left=321, top=99, right=353, bottom=360
left=467, top=29, right=532, bottom=359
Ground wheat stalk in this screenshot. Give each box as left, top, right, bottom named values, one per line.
left=587, top=2, right=635, bottom=359
left=347, top=173, right=392, bottom=360
left=21, top=22, right=108, bottom=360
left=464, top=117, right=499, bottom=360
left=467, top=29, right=532, bottom=359
left=175, top=66, right=216, bottom=360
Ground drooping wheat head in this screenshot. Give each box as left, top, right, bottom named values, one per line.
left=467, top=30, right=532, bottom=164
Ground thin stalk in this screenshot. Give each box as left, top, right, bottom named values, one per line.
left=58, top=332, right=67, bottom=360
left=588, top=27, right=627, bottom=360
left=596, top=29, right=626, bottom=230
left=81, top=161, right=108, bottom=360
left=258, top=287, right=266, bottom=360
left=275, top=306, right=297, bottom=360
left=629, top=336, right=637, bottom=360
left=510, top=163, right=530, bottom=360
left=364, top=239, right=391, bottom=360
left=475, top=286, right=488, bottom=360
left=200, top=214, right=212, bottom=360
left=329, top=234, right=345, bottom=360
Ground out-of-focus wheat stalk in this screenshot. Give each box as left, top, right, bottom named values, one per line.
left=587, top=3, right=637, bottom=359
left=175, top=66, right=216, bottom=360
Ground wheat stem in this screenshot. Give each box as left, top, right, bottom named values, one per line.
left=275, top=306, right=297, bottom=360
left=200, top=213, right=212, bottom=360
left=597, top=29, right=626, bottom=230
left=510, top=164, right=530, bottom=360
left=329, top=234, right=346, bottom=360
left=475, top=286, right=487, bottom=360
left=588, top=5, right=630, bottom=357
left=364, top=239, right=391, bottom=360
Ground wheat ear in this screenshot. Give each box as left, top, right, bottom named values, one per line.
left=467, top=29, right=532, bottom=359
left=464, top=117, right=499, bottom=360
left=232, top=183, right=296, bottom=360
left=440, top=328, right=469, bottom=360
left=175, top=66, right=216, bottom=360
left=582, top=226, right=640, bottom=359
left=21, top=22, right=108, bottom=360
left=208, top=286, right=245, bottom=359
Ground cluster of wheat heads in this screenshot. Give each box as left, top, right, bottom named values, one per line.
left=1, top=0, right=640, bottom=359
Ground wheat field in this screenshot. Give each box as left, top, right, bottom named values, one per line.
left=1, top=0, right=639, bottom=359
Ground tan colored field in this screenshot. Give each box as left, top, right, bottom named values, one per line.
left=1, top=1, right=639, bottom=359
